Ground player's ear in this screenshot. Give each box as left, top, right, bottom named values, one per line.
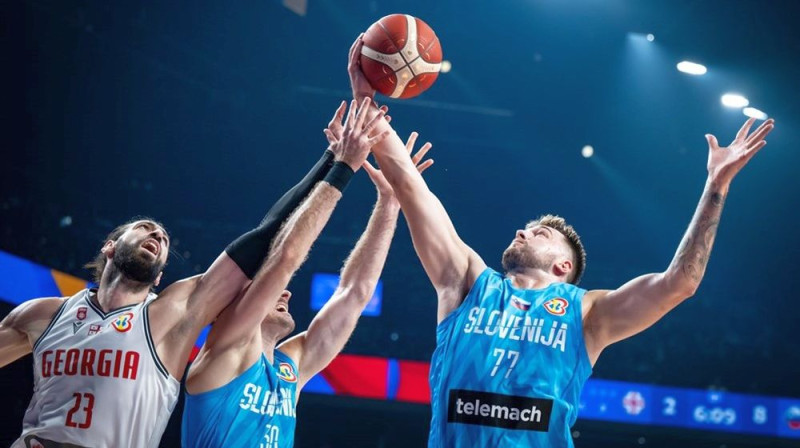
left=101, top=240, right=115, bottom=259
left=554, top=259, right=573, bottom=279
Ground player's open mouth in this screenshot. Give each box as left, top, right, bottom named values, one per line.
left=276, top=304, right=289, bottom=313
left=142, top=239, right=160, bottom=256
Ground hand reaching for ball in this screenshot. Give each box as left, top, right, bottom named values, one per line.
left=348, top=35, right=376, bottom=103
left=325, top=97, right=390, bottom=172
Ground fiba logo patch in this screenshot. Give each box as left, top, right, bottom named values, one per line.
left=110, top=312, right=134, bottom=332
left=277, top=362, right=297, bottom=383
left=542, top=298, right=568, bottom=316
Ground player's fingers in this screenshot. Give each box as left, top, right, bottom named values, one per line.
left=323, top=129, right=338, bottom=144
left=705, top=134, right=719, bottom=151
left=405, top=132, right=419, bottom=153
left=362, top=160, right=378, bottom=175
left=355, top=96, right=373, bottom=130
left=735, top=117, right=756, bottom=142
left=744, top=139, right=768, bottom=159
left=348, top=34, right=363, bottom=67
left=417, top=159, right=434, bottom=174
left=362, top=108, right=386, bottom=136
left=745, top=119, right=774, bottom=146
left=343, top=99, right=358, bottom=130
left=330, top=100, right=347, bottom=127
left=411, top=142, right=433, bottom=165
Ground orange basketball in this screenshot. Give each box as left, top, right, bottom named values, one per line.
left=359, top=14, right=443, bottom=99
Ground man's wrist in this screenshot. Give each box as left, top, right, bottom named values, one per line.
left=323, top=161, right=355, bottom=192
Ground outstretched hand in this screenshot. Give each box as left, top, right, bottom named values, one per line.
left=324, top=97, right=390, bottom=172
left=324, top=101, right=390, bottom=157
left=706, top=118, right=774, bottom=185
left=348, top=35, right=377, bottom=102
left=363, top=131, right=434, bottom=202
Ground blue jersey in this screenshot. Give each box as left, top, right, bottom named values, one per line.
left=182, top=351, right=299, bottom=448
left=428, top=268, right=592, bottom=448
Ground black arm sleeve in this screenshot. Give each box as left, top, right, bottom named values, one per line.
left=225, top=149, right=335, bottom=278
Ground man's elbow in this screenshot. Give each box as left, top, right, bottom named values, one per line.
left=333, top=283, right=376, bottom=306
left=662, top=271, right=700, bottom=301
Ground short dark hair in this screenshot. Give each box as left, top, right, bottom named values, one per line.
left=527, top=214, right=586, bottom=285
left=84, top=217, right=169, bottom=284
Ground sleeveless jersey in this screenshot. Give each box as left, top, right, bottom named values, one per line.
left=182, top=351, right=299, bottom=448
left=428, top=268, right=592, bottom=448
left=13, top=289, right=180, bottom=448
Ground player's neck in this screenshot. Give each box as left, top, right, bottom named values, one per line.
left=259, top=332, right=280, bottom=364
left=506, top=270, right=561, bottom=291
left=95, top=270, right=152, bottom=312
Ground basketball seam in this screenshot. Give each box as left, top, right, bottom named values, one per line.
left=376, top=20, right=405, bottom=63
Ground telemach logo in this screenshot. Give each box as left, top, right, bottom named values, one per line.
left=447, top=389, right=553, bottom=431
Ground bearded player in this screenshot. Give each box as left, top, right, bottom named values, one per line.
left=182, top=119, right=433, bottom=447
left=0, top=98, right=386, bottom=448
left=346, top=36, right=775, bottom=447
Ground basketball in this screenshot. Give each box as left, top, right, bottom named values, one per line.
left=359, top=14, right=443, bottom=99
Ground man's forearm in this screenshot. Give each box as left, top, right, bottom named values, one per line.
left=268, top=182, right=343, bottom=265
left=225, top=150, right=335, bottom=278
left=667, top=178, right=728, bottom=294
left=338, top=197, right=400, bottom=299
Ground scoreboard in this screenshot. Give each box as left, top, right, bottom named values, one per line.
left=580, top=378, right=800, bottom=439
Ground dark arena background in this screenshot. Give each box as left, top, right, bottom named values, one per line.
left=3, top=1, right=800, bottom=447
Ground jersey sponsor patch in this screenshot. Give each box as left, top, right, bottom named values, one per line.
left=76, top=306, right=87, bottom=321
left=542, top=298, right=568, bottom=316
left=277, top=362, right=297, bottom=383
left=447, top=389, right=553, bottom=431
left=510, top=295, right=531, bottom=311
left=110, top=312, right=134, bottom=332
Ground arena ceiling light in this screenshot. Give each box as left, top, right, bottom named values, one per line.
left=743, top=107, right=768, bottom=120
left=721, top=93, right=749, bottom=108
left=676, top=61, right=707, bottom=75
left=440, top=60, right=452, bottom=73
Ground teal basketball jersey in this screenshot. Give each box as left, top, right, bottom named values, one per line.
left=428, top=268, right=592, bottom=447
left=182, top=351, right=299, bottom=448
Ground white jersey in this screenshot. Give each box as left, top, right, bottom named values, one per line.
left=13, top=289, right=180, bottom=448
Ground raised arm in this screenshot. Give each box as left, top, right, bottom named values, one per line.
left=187, top=99, right=388, bottom=392
left=182, top=101, right=352, bottom=327
left=279, top=141, right=433, bottom=388
left=583, top=118, right=775, bottom=364
left=347, top=37, right=486, bottom=322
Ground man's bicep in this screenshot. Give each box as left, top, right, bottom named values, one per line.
left=586, top=273, right=686, bottom=351
left=0, top=317, right=31, bottom=367
left=401, top=188, right=475, bottom=290
left=0, top=297, right=63, bottom=367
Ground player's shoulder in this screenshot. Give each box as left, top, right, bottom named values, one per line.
left=3, top=296, right=68, bottom=329
left=155, top=274, right=202, bottom=303
left=145, top=275, right=201, bottom=316
left=19, top=296, right=68, bottom=315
